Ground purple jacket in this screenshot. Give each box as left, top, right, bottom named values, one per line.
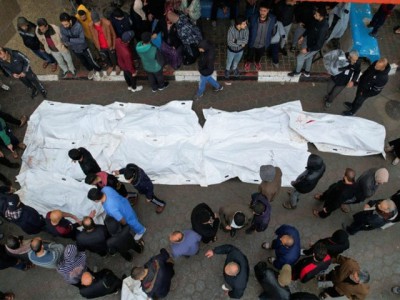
left=250, top=193, right=271, bottom=232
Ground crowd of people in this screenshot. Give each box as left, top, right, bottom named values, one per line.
left=0, top=0, right=399, bottom=299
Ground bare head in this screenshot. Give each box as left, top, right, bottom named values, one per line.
left=375, top=58, right=388, bottom=71
left=81, top=272, right=93, bottom=286
left=50, top=210, right=63, bottom=225
left=224, top=262, right=240, bottom=276
left=344, top=168, right=356, bottom=183
left=281, top=235, right=294, bottom=247
left=169, top=231, right=183, bottom=243
left=377, top=199, right=396, bottom=214
left=131, top=267, right=148, bottom=280
left=348, top=51, right=359, bottom=64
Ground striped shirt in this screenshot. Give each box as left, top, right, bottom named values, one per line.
left=227, top=25, right=249, bottom=53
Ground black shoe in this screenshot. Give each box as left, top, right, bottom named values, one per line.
left=245, top=228, right=254, bottom=235
left=343, top=102, right=352, bottom=110
left=30, top=88, right=38, bottom=99
left=288, top=71, right=301, bottom=77
left=280, top=47, right=288, bottom=56
left=121, top=252, right=133, bottom=262
left=158, top=81, right=170, bottom=91
left=302, top=71, right=310, bottom=77
left=230, top=229, right=236, bottom=237
left=0, top=233, right=3, bottom=240
left=342, top=110, right=354, bottom=116
left=41, top=89, right=47, bottom=98
left=324, top=101, right=332, bottom=108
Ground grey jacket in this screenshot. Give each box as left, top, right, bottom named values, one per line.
left=60, top=17, right=87, bottom=53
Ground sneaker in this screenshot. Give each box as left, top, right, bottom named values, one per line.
left=132, top=86, right=143, bottom=92
left=280, top=47, right=288, bottom=56
left=302, top=71, right=310, bottom=77
left=128, top=86, right=133, bottom=91
left=392, top=157, right=400, bottom=166
left=324, top=101, right=331, bottom=108
left=244, top=62, right=251, bottom=72
left=287, top=71, right=301, bottom=77
left=87, top=70, right=95, bottom=80
left=106, top=67, right=113, bottom=76
left=115, top=65, right=122, bottom=75
left=272, top=63, right=279, bottom=69
left=134, top=228, right=146, bottom=241
left=343, top=101, right=353, bottom=110
left=233, top=69, right=240, bottom=77
left=1, top=84, right=10, bottom=91
left=261, top=242, right=270, bottom=250
left=19, top=115, right=28, bottom=127
left=267, top=257, right=276, bottom=264
left=152, top=88, right=158, bottom=93
left=30, top=88, right=38, bottom=99
left=290, top=46, right=296, bottom=52
left=392, top=287, right=400, bottom=295
left=50, top=63, right=58, bottom=72
left=62, top=71, right=69, bottom=78
left=255, top=63, right=262, bottom=71
left=41, top=89, right=47, bottom=98
left=155, top=205, right=165, bottom=214
left=300, top=249, right=306, bottom=256
left=211, top=21, right=217, bottom=27
left=213, top=85, right=223, bottom=92
left=222, top=284, right=230, bottom=291
left=158, top=81, right=170, bottom=91
left=193, top=94, right=203, bottom=101
left=71, top=70, right=77, bottom=77
left=224, top=70, right=230, bottom=79
left=342, top=110, right=354, bottom=116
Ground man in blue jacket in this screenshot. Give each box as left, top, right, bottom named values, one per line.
left=59, top=13, right=102, bottom=80
left=244, top=1, right=276, bottom=72
left=262, top=224, right=301, bottom=270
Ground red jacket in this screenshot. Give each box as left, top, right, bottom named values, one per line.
left=115, top=38, right=136, bottom=74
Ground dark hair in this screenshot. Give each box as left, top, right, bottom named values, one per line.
left=37, top=18, right=48, bottom=27
left=233, top=212, right=245, bottom=226
left=87, top=188, right=103, bottom=201
left=6, top=235, right=21, bottom=250
left=314, top=6, right=327, bottom=17
left=30, top=238, right=43, bottom=253
left=85, top=173, right=98, bottom=185
left=124, top=164, right=139, bottom=181
left=141, top=32, right=152, bottom=44
left=234, top=15, right=247, bottom=26
left=68, top=148, right=82, bottom=160
left=77, top=10, right=86, bottom=16
left=253, top=202, right=266, bottom=215
left=83, top=216, right=95, bottom=231
left=259, top=1, right=271, bottom=10
left=59, top=12, right=71, bottom=22
left=313, top=242, right=328, bottom=262
left=112, top=8, right=124, bottom=18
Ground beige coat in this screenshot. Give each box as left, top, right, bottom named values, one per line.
left=332, top=256, right=370, bottom=300
left=219, top=204, right=253, bottom=229
left=88, top=18, right=116, bottom=50
left=35, top=24, right=68, bottom=53
left=258, top=167, right=282, bottom=202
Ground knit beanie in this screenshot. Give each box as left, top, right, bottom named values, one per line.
left=375, top=168, right=389, bottom=183
left=278, top=264, right=292, bottom=286
left=17, top=17, right=29, bottom=27
left=331, top=229, right=349, bottom=244
left=259, top=165, right=276, bottom=182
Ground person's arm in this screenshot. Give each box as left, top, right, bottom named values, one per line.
left=189, top=0, right=201, bottom=21
left=61, top=211, right=81, bottom=223
left=213, top=244, right=236, bottom=255
left=69, top=24, right=86, bottom=45
left=15, top=51, right=31, bottom=74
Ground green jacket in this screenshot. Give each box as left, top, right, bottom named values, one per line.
left=0, top=118, right=11, bottom=145
left=135, top=42, right=161, bottom=73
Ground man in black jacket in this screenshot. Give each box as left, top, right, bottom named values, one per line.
left=131, top=248, right=175, bottom=299
left=193, top=40, right=223, bottom=101
left=80, top=269, right=122, bottom=299
left=288, top=6, right=329, bottom=77
left=283, top=154, right=326, bottom=210
left=0, top=47, right=47, bottom=98
left=68, top=147, right=101, bottom=176
left=191, top=202, right=220, bottom=243
left=205, top=244, right=249, bottom=299
left=343, top=58, right=390, bottom=116
left=324, top=51, right=361, bottom=108
left=17, top=17, right=57, bottom=71
left=76, top=216, right=109, bottom=257
left=254, top=262, right=291, bottom=300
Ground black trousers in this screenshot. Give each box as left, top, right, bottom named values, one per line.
left=19, top=68, right=45, bottom=92
left=349, top=88, right=377, bottom=114
left=246, top=47, right=265, bottom=64
left=100, top=48, right=117, bottom=68
left=74, top=48, right=102, bottom=72
left=211, top=0, right=237, bottom=20
left=0, top=111, right=20, bottom=126
left=123, top=71, right=137, bottom=89
left=147, top=69, right=165, bottom=90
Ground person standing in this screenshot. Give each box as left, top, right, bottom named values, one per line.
left=191, top=202, right=220, bottom=243
left=303, top=229, right=349, bottom=259
left=16, top=17, right=57, bottom=72
left=244, top=1, right=276, bottom=72
left=0, top=47, right=47, bottom=99
left=193, top=39, right=223, bottom=101
left=283, top=154, right=326, bottom=210
left=254, top=262, right=291, bottom=300
left=367, top=4, right=396, bottom=37
left=205, top=244, right=249, bottom=299
left=288, top=6, right=328, bottom=77
left=273, top=0, right=297, bottom=56
left=68, top=147, right=101, bottom=176
left=136, top=32, right=169, bottom=92
left=180, top=0, right=201, bottom=24
left=343, top=58, right=390, bottom=116
left=56, top=244, right=87, bottom=285
left=245, top=192, right=271, bottom=234
left=45, top=209, right=84, bottom=240
left=80, top=269, right=122, bottom=298
left=323, top=50, right=361, bottom=109
left=85, top=171, right=130, bottom=198
left=87, top=186, right=146, bottom=241
left=89, top=11, right=121, bottom=76
left=59, top=13, right=102, bottom=80
left=28, top=237, right=64, bottom=269
left=385, top=137, right=400, bottom=166
left=219, top=203, right=253, bottom=237
left=169, top=229, right=201, bottom=258
left=0, top=116, right=26, bottom=159
left=258, top=164, right=282, bottom=202
left=76, top=216, right=109, bottom=257
left=36, top=18, right=76, bottom=78
left=110, top=8, right=133, bottom=38
left=225, top=15, right=249, bottom=79
left=115, top=31, right=143, bottom=92
left=131, top=248, right=175, bottom=299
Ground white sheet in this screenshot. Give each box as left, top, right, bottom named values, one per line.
left=17, top=99, right=385, bottom=219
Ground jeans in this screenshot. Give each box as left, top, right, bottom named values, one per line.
left=50, top=50, right=76, bottom=74
left=74, top=48, right=101, bottom=72
left=123, top=71, right=137, bottom=89
left=292, top=26, right=306, bottom=46
left=280, top=24, right=292, bottom=48
left=197, top=74, right=220, bottom=96
left=326, top=78, right=346, bottom=103
left=226, top=49, right=243, bottom=71
left=31, top=49, right=56, bottom=64
left=289, top=190, right=301, bottom=207
left=19, top=68, right=46, bottom=92
left=295, top=50, right=318, bottom=73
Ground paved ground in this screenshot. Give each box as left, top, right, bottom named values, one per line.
left=0, top=70, right=400, bottom=299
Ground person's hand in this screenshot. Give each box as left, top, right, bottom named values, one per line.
left=7, top=144, right=14, bottom=152
left=301, top=48, right=307, bottom=54
left=0, top=150, right=4, bottom=158
left=12, top=73, right=19, bottom=79
left=225, top=225, right=231, bottom=230
left=224, top=290, right=229, bottom=296
left=72, top=215, right=81, bottom=223
left=205, top=249, right=214, bottom=258
left=19, top=72, right=26, bottom=78
left=148, top=13, right=154, bottom=21
left=113, top=170, right=120, bottom=175
left=89, top=210, right=96, bottom=218
left=298, top=36, right=304, bottom=44
left=364, top=204, right=371, bottom=210
left=223, top=6, right=228, bottom=15
left=346, top=81, right=354, bottom=88
left=151, top=33, right=158, bottom=39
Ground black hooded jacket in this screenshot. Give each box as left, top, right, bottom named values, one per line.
left=292, top=154, right=325, bottom=194
left=254, top=262, right=290, bottom=300
left=17, top=18, right=41, bottom=50
left=191, top=203, right=220, bottom=243
left=197, top=40, right=216, bottom=76
left=357, top=61, right=390, bottom=97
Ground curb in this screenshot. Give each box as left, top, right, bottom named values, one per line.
left=37, top=63, right=399, bottom=83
